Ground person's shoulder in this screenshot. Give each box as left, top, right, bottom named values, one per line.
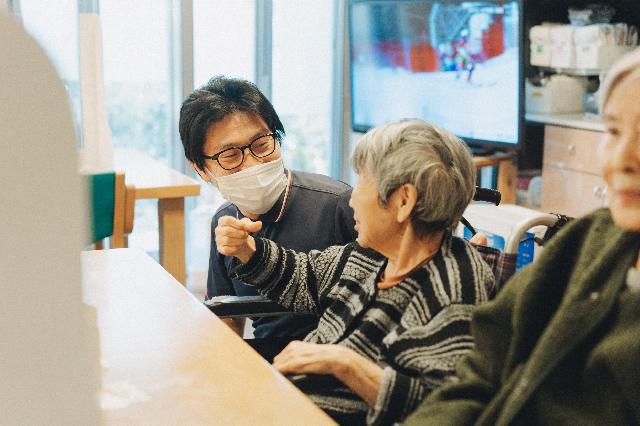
left=212, top=201, right=237, bottom=222
left=290, top=170, right=352, bottom=196
left=444, top=233, right=496, bottom=272
left=329, top=242, right=385, bottom=281
left=549, top=208, right=616, bottom=243
left=350, top=242, right=385, bottom=262
left=448, top=233, right=490, bottom=263
left=316, top=241, right=379, bottom=262
left=582, top=207, right=615, bottom=227
left=446, top=232, right=471, bottom=251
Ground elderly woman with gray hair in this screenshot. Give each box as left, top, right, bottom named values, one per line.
left=215, top=119, right=495, bottom=425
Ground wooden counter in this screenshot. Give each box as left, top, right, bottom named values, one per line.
left=82, top=249, right=335, bottom=425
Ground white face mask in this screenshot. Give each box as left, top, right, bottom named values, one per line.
left=207, top=159, right=287, bottom=215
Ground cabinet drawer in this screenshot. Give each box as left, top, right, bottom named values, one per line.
left=543, top=125, right=603, bottom=175
left=541, top=166, right=606, bottom=217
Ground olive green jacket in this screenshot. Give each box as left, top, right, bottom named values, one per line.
left=405, top=208, right=640, bottom=425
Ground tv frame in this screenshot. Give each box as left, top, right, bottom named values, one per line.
left=348, top=0, right=525, bottom=154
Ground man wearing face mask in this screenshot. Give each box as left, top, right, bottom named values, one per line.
left=179, top=76, right=356, bottom=344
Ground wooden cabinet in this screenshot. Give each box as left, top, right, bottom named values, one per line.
left=541, top=125, right=608, bottom=217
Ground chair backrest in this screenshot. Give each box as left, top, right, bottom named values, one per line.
left=472, top=244, right=516, bottom=296
left=87, top=171, right=135, bottom=249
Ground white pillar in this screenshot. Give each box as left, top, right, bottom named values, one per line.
left=0, top=14, right=102, bottom=424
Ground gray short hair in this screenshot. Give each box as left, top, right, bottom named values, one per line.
left=600, top=48, right=640, bottom=111
left=352, top=119, right=475, bottom=236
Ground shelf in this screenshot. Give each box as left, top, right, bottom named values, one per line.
left=535, top=66, right=607, bottom=77
left=525, top=112, right=605, bottom=132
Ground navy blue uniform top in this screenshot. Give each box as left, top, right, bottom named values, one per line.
left=207, top=169, right=357, bottom=338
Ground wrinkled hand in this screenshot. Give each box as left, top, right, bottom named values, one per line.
left=215, top=216, right=262, bottom=264
left=273, top=341, right=350, bottom=376
left=275, top=341, right=385, bottom=407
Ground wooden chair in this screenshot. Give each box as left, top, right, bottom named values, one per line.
left=88, top=171, right=136, bottom=249
left=473, top=152, right=517, bottom=204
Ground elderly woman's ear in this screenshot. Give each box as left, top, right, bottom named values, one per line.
left=392, top=183, right=418, bottom=223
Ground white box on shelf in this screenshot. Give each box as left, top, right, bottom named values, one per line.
left=525, top=74, right=586, bottom=114
left=550, top=25, right=576, bottom=69
left=573, top=24, right=611, bottom=45
left=530, top=42, right=552, bottom=66
left=575, top=44, right=635, bottom=70
left=573, top=24, right=637, bottom=70
left=575, top=44, right=609, bottom=69
left=529, top=24, right=558, bottom=67
left=574, top=24, right=611, bottom=69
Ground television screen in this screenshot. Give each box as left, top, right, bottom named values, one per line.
left=350, top=0, right=522, bottom=149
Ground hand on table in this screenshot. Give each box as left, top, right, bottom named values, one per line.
left=274, top=341, right=384, bottom=407
left=273, top=341, right=348, bottom=376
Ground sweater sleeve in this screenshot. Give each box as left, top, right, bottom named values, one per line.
left=230, top=237, right=351, bottom=315
left=366, top=303, right=481, bottom=425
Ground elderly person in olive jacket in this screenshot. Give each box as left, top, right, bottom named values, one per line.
left=404, top=49, right=640, bottom=425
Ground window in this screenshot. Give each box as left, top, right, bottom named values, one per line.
left=100, top=0, right=174, bottom=253
left=13, top=1, right=346, bottom=298
left=19, top=0, right=82, bottom=146
left=272, top=0, right=336, bottom=175
left=189, top=1, right=258, bottom=294
left=193, top=1, right=338, bottom=175
left=193, top=0, right=255, bottom=86
left=186, top=1, right=341, bottom=298
left=101, top=0, right=173, bottom=162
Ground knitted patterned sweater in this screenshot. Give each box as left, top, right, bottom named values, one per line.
left=231, top=232, right=495, bottom=425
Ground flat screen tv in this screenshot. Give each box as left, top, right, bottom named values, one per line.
left=349, top=0, right=523, bottom=152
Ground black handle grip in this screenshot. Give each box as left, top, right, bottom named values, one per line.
left=473, top=187, right=501, bottom=205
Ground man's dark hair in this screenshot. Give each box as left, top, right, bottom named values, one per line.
left=179, top=76, right=285, bottom=170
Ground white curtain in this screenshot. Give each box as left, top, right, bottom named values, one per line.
left=78, top=11, right=113, bottom=173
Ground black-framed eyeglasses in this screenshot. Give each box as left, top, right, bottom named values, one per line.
left=203, top=133, right=278, bottom=170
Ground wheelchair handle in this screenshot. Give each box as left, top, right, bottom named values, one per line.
left=473, top=187, right=501, bottom=205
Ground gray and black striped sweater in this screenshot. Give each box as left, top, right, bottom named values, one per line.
left=231, top=233, right=495, bottom=425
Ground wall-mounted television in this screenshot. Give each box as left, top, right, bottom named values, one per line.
left=349, top=0, right=523, bottom=152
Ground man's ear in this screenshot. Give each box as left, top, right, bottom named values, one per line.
left=191, top=161, right=210, bottom=182
left=395, top=184, right=418, bottom=223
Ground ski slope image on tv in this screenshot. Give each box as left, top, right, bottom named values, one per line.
left=350, top=0, right=520, bottom=145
